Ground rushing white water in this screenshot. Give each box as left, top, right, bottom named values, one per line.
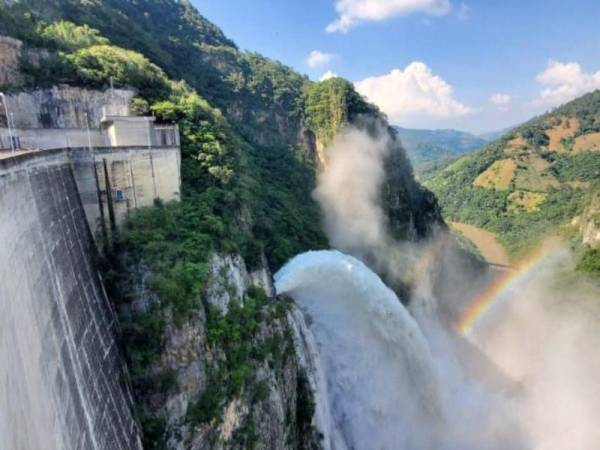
left=276, top=250, right=447, bottom=449
left=275, top=249, right=526, bottom=450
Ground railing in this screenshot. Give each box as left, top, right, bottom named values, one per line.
left=0, top=135, right=19, bottom=150
left=101, top=105, right=130, bottom=117
left=0, top=124, right=180, bottom=151
left=154, top=125, right=179, bottom=146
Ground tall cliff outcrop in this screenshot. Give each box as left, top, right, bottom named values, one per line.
left=303, top=78, right=442, bottom=242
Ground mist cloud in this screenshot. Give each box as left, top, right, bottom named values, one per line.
left=312, top=125, right=600, bottom=449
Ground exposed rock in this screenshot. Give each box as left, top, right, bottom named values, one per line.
left=581, top=195, right=600, bottom=247
left=4, top=86, right=134, bottom=129
left=206, top=252, right=275, bottom=313
left=0, top=35, right=22, bottom=88
left=123, top=251, right=321, bottom=450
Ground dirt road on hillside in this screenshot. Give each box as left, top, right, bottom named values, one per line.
left=449, top=222, right=510, bottom=267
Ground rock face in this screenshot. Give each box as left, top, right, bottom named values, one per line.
left=580, top=194, right=600, bottom=247
left=123, top=252, right=323, bottom=450
left=205, top=253, right=275, bottom=313
left=4, top=86, right=134, bottom=129
left=0, top=36, right=22, bottom=88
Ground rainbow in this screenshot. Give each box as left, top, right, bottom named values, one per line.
left=456, top=245, right=556, bottom=336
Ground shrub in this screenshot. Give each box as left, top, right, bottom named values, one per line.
left=66, top=44, right=171, bottom=100
left=39, top=21, right=109, bottom=51
left=578, top=248, right=600, bottom=276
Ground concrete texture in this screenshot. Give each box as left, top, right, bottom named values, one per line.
left=0, top=127, right=108, bottom=150
left=0, top=125, right=179, bottom=151
left=102, top=116, right=156, bottom=147
left=71, top=146, right=181, bottom=234
left=0, top=150, right=142, bottom=450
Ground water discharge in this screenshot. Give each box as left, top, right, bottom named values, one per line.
left=275, top=250, right=522, bottom=450
left=277, top=127, right=600, bottom=449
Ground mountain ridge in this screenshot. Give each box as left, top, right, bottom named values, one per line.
left=425, top=90, right=600, bottom=272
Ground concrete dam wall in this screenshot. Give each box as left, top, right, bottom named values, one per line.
left=0, top=150, right=144, bottom=449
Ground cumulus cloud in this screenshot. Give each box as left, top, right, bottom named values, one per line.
left=490, top=93, right=511, bottom=110
left=307, top=50, right=335, bottom=69
left=534, top=60, right=600, bottom=107
left=320, top=70, right=339, bottom=81
left=327, top=0, right=452, bottom=33
left=354, top=62, right=471, bottom=125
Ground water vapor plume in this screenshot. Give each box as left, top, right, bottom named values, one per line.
left=296, top=124, right=600, bottom=449
left=275, top=250, right=523, bottom=450
left=312, top=125, right=418, bottom=286
left=469, top=248, right=600, bottom=449
left=275, top=250, right=445, bottom=450
left=313, top=127, right=390, bottom=254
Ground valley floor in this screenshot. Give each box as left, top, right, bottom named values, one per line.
left=450, top=222, right=510, bottom=266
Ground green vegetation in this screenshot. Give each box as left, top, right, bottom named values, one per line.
left=547, top=152, right=600, bottom=182
left=521, top=123, right=550, bottom=147
left=187, top=289, right=293, bottom=427
left=425, top=90, right=600, bottom=262
left=39, top=20, right=109, bottom=51
left=66, top=45, right=171, bottom=100
left=426, top=150, right=588, bottom=256
left=305, top=77, right=379, bottom=145
left=577, top=247, right=600, bottom=276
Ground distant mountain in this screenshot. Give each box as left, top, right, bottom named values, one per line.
left=478, top=127, right=514, bottom=142
left=394, top=127, right=486, bottom=177
left=424, top=90, right=600, bottom=272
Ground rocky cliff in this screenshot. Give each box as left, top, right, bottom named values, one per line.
left=4, top=86, right=133, bottom=129
left=115, top=253, right=322, bottom=450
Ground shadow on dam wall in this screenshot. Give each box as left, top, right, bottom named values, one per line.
left=0, top=149, right=143, bottom=449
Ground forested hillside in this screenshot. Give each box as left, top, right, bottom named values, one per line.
left=0, top=1, right=442, bottom=448
left=425, top=90, right=600, bottom=273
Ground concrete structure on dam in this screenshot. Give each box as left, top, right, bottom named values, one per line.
left=0, top=89, right=181, bottom=233
left=73, top=144, right=181, bottom=234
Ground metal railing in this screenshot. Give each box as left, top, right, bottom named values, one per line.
left=154, top=125, right=179, bottom=146
left=0, top=135, right=20, bottom=150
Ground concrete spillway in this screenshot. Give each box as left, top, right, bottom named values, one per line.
left=0, top=150, right=142, bottom=449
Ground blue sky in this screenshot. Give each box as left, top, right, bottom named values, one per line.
left=193, top=0, right=600, bottom=133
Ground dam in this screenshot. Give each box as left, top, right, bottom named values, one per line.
left=0, top=89, right=181, bottom=448
left=0, top=149, right=142, bottom=449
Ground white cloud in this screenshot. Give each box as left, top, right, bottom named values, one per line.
left=354, top=62, right=471, bottom=125
left=307, top=50, right=335, bottom=69
left=320, top=70, right=339, bottom=81
left=490, top=93, right=511, bottom=110
left=534, top=60, right=600, bottom=107
left=326, top=0, right=452, bottom=33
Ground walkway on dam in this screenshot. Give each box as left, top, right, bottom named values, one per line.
left=0, top=149, right=29, bottom=159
